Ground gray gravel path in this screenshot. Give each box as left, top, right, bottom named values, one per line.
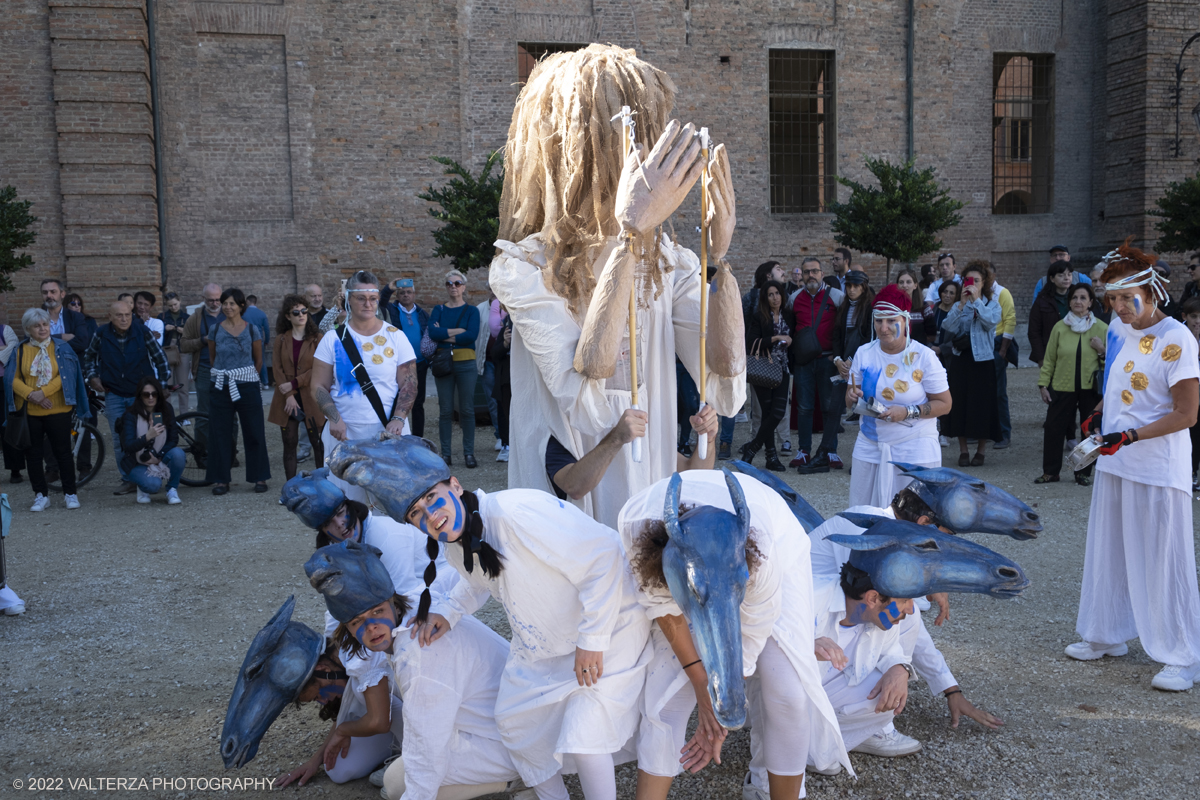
left=2, top=368, right=1198, bottom=799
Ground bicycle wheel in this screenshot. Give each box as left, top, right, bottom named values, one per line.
left=174, top=411, right=212, bottom=486
left=48, top=419, right=105, bottom=490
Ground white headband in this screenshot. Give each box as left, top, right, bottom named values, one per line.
left=871, top=302, right=910, bottom=350
left=1100, top=250, right=1170, bottom=305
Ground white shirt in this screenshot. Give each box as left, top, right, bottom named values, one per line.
left=49, top=311, right=65, bottom=336
left=142, top=316, right=165, bottom=342
left=848, top=341, right=947, bottom=465
left=388, top=615, right=516, bottom=800
left=1097, top=315, right=1200, bottom=493
left=813, top=578, right=909, bottom=687
left=336, top=646, right=392, bottom=729
left=314, top=323, right=417, bottom=430
left=923, top=275, right=962, bottom=303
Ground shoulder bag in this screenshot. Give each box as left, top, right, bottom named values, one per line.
left=430, top=306, right=469, bottom=379
left=791, top=294, right=832, bottom=367
left=336, top=326, right=390, bottom=427
left=746, top=339, right=784, bottom=390
left=4, top=345, right=31, bottom=451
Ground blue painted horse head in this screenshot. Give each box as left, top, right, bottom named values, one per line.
left=727, top=460, right=825, bottom=532
left=829, top=513, right=1031, bottom=599
left=220, top=596, right=323, bottom=769
left=892, top=462, right=1042, bottom=540
left=326, top=436, right=449, bottom=525
left=662, top=468, right=750, bottom=729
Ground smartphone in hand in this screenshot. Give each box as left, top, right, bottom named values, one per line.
left=152, top=412, right=163, bottom=427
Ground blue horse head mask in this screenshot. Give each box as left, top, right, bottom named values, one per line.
left=662, top=468, right=751, bottom=730
left=891, top=462, right=1042, bottom=539
left=326, top=436, right=450, bottom=524
left=220, top=596, right=322, bottom=769
left=304, top=540, right=396, bottom=624
left=727, top=459, right=824, bottom=532
left=828, top=513, right=1031, bottom=599
left=279, top=468, right=346, bottom=530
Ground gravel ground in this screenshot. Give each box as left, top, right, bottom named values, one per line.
left=2, top=367, right=1199, bottom=799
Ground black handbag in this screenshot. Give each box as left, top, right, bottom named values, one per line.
left=746, top=339, right=784, bottom=389
left=790, top=295, right=832, bottom=367
left=4, top=345, right=30, bottom=451
left=431, top=306, right=471, bottom=378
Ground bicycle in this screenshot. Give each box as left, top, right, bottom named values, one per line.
left=48, top=408, right=211, bottom=489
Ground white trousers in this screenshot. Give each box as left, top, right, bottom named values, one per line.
left=327, top=695, right=404, bottom=784
left=817, top=668, right=894, bottom=755
left=747, top=637, right=813, bottom=796
left=1077, top=472, right=1200, bottom=666
left=0, top=584, right=23, bottom=611
left=847, top=457, right=938, bottom=509
left=382, top=730, right=520, bottom=800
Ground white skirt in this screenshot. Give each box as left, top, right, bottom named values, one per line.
left=1077, top=472, right=1200, bottom=666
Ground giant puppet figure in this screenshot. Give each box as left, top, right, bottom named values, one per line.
left=490, top=44, right=746, bottom=526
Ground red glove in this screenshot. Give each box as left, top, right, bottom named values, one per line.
left=1099, top=429, right=1138, bottom=456
left=1081, top=409, right=1103, bottom=437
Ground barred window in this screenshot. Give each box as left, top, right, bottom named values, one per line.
left=517, top=43, right=585, bottom=85
left=769, top=49, right=837, bottom=214
left=993, top=54, right=1054, bottom=215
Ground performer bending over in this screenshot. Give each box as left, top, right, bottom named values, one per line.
left=490, top=44, right=746, bottom=526
left=1067, top=242, right=1200, bottom=691
left=329, top=436, right=652, bottom=800
left=618, top=469, right=849, bottom=800
left=845, top=285, right=951, bottom=508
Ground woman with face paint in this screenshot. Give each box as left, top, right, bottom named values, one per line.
left=330, top=436, right=652, bottom=800
left=938, top=260, right=1003, bottom=466
left=1067, top=241, right=1200, bottom=693
left=845, top=285, right=951, bottom=508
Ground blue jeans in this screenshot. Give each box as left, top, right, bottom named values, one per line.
left=435, top=358, right=477, bottom=458
left=793, top=355, right=840, bottom=455
left=481, top=360, right=499, bottom=435
left=994, top=336, right=1013, bottom=442
left=719, top=415, right=735, bottom=445
left=104, top=393, right=137, bottom=479
left=128, top=447, right=185, bottom=492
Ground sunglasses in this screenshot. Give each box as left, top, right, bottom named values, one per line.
left=290, top=309, right=308, bottom=317
left=141, top=391, right=158, bottom=398
left=68, top=301, right=81, bottom=307
left=938, top=253, right=954, bottom=260
left=446, top=280, right=464, bottom=287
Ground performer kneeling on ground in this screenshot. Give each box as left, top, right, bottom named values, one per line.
left=1066, top=241, right=1200, bottom=692
left=618, top=469, right=849, bottom=800
left=328, top=436, right=653, bottom=800
left=845, top=285, right=951, bottom=508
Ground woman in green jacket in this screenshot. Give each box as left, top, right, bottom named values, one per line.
left=1036, top=283, right=1108, bottom=485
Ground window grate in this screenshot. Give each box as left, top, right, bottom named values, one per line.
left=992, top=54, right=1054, bottom=214
left=769, top=49, right=837, bottom=214
left=517, top=43, right=586, bottom=86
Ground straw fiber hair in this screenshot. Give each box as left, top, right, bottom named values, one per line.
left=498, top=44, right=677, bottom=313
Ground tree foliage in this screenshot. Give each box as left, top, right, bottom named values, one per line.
left=0, top=185, right=38, bottom=293
left=417, top=151, right=503, bottom=273
left=828, top=157, right=965, bottom=281
left=1148, top=171, right=1200, bottom=255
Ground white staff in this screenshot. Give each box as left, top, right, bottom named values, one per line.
left=612, top=105, right=644, bottom=463
left=695, top=128, right=712, bottom=460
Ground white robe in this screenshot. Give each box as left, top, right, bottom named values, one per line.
left=616, top=471, right=850, bottom=779
left=490, top=234, right=746, bottom=527
left=432, top=489, right=652, bottom=787
left=387, top=616, right=520, bottom=800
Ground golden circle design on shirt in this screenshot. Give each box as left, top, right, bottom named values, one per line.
left=371, top=354, right=384, bottom=365
left=881, top=387, right=895, bottom=401
left=387, top=326, right=398, bottom=332
left=1121, top=389, right=1134, bottom=405
left=1130, top=372, right=1149, bottom=391
left=1162, top=344, right=1183, bottom=362
left=1139, top=335, right=1156, bottom=355
left=912, top=369, right=923, bottom=382
left=894, top=379, right=910, bottom=393
left=1123, top=360, right=1134, bottom=373
left=374, top=335, right=388, bottom=346
left=885, top=364, right=899, bottom=378
left=361, top=342, right=374, bottom=352
left=384, top=347, right=395, bottom=358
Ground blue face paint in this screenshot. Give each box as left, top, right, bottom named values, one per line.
left=317, top=683, right=345, bottom=704
left=354, top=616, right=396, bottom=647
left=876, top=600, right=901, bottom=630
left=843, top=602, right=872, bottom=626
left=1133, top=295, right=1144, bottom=316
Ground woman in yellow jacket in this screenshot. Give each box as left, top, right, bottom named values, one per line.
left=1036, top=284, right=1108, bottom=485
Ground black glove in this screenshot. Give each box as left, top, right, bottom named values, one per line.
left=1099, top=429, right=1138, bottom=456
left=1081, top=409, right=1103, bottom=437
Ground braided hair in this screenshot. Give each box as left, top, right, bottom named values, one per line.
left=413, top=488, right=504, bottom=625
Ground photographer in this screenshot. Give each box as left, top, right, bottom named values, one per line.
left=120, top=376, right=185, bottom=505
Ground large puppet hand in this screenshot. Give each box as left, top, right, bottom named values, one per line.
left=615, top=120, right=705, bottom=237
left=705, top=143, right=736, bottom=261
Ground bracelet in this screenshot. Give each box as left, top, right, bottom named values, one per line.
left=1127, top=428, right=1139, bottom=443
left=681, top=658, right=703, bottom=671
left=944, top=689, right=962, bottom=698
left=390, top=414, right=406, bottom=422
left=905, top=404, right=921, bottom=421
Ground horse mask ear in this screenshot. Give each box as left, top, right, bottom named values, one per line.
left=836, top=511, right=894, bottom=530
left=825, top=533, right=905, bottom=551
left=890, top=462, right=961, bottom=486
left=663, top=473, right=683, bottom=540
left=242, top=595, right=295, bottom=676
left=721, top=467, right=750, bottom=543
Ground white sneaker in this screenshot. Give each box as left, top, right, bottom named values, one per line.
left=807, top=762, right=843, bottom=776
left=64, top=494, right=80, bottom=510
left=1151, top=663, right=1199, bottom=691
left=851, top=726, right=923, bottom=757
left=494, top=438, right=503, bottom=451
left=369, top=767, right=387, bottom=788
left=3, top=603, right=25, bottom=616
left=136, top=488, right=151, bottom=504
left=30, top=494, right=49, bottom=512
left=497, top=446, right=509, bottom=462
left=780, top=441, right=792, bottom=453
left=741, top=772, right=768, bottom=800
left=1064, top=640, right=1128, bottom=661
left=166, top=488, right=182, bottom=505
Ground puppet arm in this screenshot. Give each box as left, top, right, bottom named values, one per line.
left=573, top=240, right=637, bottom=379
left=706, top=262, right=746, bottom=377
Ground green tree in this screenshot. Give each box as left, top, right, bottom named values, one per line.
left=1148, top=171, right=1200, bottom=254
left=828, top=157, right=965, bottom=282
left=417, top=151, right=503, bottom=273
left=0, top=185, right=38, bottom=293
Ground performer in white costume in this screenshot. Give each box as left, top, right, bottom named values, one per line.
left=846, top=285, right=951, bottom=508
left=1067, top=242, right=1200, bottom=692
left=328, top=437, right=652, bottom=800
left=617, top=470, right=850, bottom=800
left=489, top=44, right=746, bottom=527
